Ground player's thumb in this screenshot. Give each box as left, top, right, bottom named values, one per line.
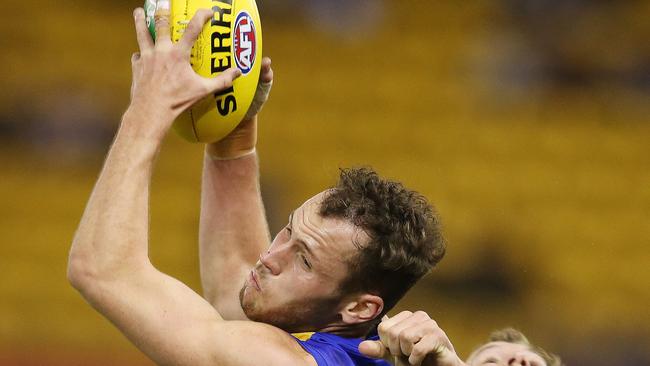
left=359, top=340, right=388, bottom=359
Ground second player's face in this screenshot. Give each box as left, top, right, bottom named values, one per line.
left=239, top=192, right=364, bottom=332
left=466, top=341, right=547, bottom=366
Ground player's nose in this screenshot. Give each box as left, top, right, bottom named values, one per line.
left=508, top=355, right=531, bottom=366
left=259, top=250, right=279, bottom=275
left=259, top=246, right=288, bottom=275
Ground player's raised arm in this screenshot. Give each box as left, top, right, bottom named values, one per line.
left=66, top=7, right=311, bottom=366
left=199, top=57, right=274, bottom=319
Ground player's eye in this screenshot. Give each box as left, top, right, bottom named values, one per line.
left=300, top=255, right=312, bottom=270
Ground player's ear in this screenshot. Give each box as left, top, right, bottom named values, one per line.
left=340, top=294, right=384, bottom=324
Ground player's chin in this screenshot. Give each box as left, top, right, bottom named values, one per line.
left=241, top=304, right=269, bottom=324
left=240, top=289, right=265, bottom=317
left=241, top=300, right=284, bottom=326
left=240, top=286, right=254, bottom=304
left=239, top=284, right=255, bottom=308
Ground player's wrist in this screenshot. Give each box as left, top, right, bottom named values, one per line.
left=206, top=117, right=257, bottom=160
left=205, top=146, right=257, bottom=161
left=205, top=134, right=257, bottom=159
left=120, top=106, right=172, bottom=144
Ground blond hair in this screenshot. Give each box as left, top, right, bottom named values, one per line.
left=486, top=328, right=563, bottom=366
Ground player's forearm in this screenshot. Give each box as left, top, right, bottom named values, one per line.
left=199, top=151, right=270, bottom=307
left=68, top=108, right=162, bottom=287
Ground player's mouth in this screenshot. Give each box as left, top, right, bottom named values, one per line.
left=250, top=270, right=262, bottom=291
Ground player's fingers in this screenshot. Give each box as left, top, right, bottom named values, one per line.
left=378, top=311, right=442, bottom=360
left=407, top=335, right=440, bottom=366
left=409, top=335, right=459, bottom=366
left=260, top=57, right=273, bottom=83
left=133, top=8, right=154, bottom=52
left=390, top=322, right=416, bottom=356
left=243, top=77, right=272, bottom=120
left=358, top=340, right=388, bottom=360
left=439, top=327, right=455, bottom=353
left=204, top=67, right=242, bottom=94
left=378, top=311, right=412, bottom=336
left=154, top=0, right=172, bottom=46
left=377, top=312, right=411, bottom=350
left=378, top=312, right=408, bottom=355
left=398, top=322, right=428, bottom=357
left=422, top=317, right=455, bottom=353
left=383, top=313, right=421, bottom=357
left=179, top=8, right=213, bottom=54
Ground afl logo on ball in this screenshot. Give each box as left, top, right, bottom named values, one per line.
left=233, top=11, right=257, bottom=75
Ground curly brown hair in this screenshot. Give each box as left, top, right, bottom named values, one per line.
left=319, top=167, right=446, bottom=314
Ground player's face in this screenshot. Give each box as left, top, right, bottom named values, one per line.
left=466, top=341, right=547, bottom=366
left=239, top=192, right=364, bottom=332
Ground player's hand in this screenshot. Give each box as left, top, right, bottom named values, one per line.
left=359, top=311, right=467, bottom=366
left=206, top=57, right=273, bottom=159
left=128, top=3, right=241, bottom=141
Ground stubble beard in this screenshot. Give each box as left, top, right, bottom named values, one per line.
left=238, top=282, right=342, bottom=333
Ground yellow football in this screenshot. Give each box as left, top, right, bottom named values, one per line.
left=144, top=0, right=262, bottom=143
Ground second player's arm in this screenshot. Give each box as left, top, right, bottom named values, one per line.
left=199, top=128, right=271, bottom=319
left=199, top=58, right=274, bottom=320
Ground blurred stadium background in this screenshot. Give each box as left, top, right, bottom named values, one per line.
left=1, top=0, right=649, bottom=365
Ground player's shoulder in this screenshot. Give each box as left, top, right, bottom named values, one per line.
left=293, top=332, right=390, bottom=366
left=211, top=320, right=317, bottom=366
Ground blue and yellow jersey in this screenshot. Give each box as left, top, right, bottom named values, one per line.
left=292, top=332, right=391, bottom=366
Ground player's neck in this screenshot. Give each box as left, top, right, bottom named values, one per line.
left=317, top=321, right=374, bottom=339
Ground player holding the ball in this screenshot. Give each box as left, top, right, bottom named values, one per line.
left=67, top=3, right=465, bottom=366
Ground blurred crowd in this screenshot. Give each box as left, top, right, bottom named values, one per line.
left=1, top=1, right=648, bottom=365
left=1, top=1, right=648, bottom=156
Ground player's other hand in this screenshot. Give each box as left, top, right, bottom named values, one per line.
left=359, top=311, right=467, bottom=366
left=207, top=57, right=273, bottom=160
left=128, top=4, right=241, bottom=140
left=245, top=56, right=274, bottom=120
